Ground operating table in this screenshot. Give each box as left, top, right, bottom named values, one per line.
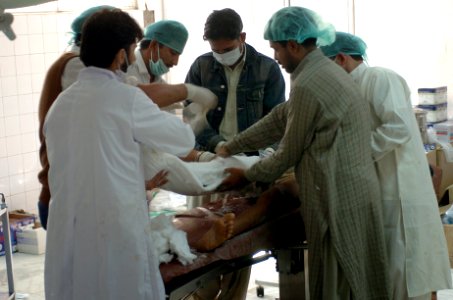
left=159, top=198, right=308, bottom=300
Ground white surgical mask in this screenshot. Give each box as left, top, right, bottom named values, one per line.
left=149, top=46, right=169, bottom=76
left=212, top=45, right=242, bottom=66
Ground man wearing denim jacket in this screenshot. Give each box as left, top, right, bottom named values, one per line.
left=185, top=8, right=285, bottom=157
left=184, top=8, right=285, bottom=300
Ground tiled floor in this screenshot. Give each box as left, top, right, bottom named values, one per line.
left=2, top=252, right=453, bottom=299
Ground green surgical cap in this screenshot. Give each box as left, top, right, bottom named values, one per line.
left=144, top=20, right=189, bottom=54
left=320, top=32, right=367, bottom=58
left=71, top=5, right=116, bottom=34
left=264, top=6, right=335, bottom=46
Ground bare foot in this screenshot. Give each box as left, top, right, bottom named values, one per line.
left=190, top=212, right=236, bottom=252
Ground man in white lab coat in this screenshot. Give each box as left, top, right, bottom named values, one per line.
left=38, top=6, right=217, bottom=229
left=321, top=31, right=452, bottom=300
left=43, top=9, right=195, bottom=300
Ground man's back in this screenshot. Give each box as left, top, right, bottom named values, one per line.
left=289, top=49, right=388, bottom=299
left=356, top=64, right=452, bottom=296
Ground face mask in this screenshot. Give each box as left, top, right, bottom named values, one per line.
left=149, top=46, right=169, bottom=76
left=212, top=45, right=242, bottom=66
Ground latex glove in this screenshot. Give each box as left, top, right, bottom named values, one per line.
left=259, top=147, right=275, bottom=158
left=125, top=75, right=139, bottom=86
left=185, top=83, right=218, bottom=109
left=196, top=151, right=216, bottom=162
left=182, top=102, right=209, bottom=135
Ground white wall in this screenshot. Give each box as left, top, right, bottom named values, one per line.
left=354, top=0, right=453, bottom=111
left=155, top=0, right=286, bottom=85
left=0, top=4, right=145, bottom=214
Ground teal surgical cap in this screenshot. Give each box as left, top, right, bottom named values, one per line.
left=320, top=32, right=367, bottom=58
left=71, top=5, right=115, bottom=34
left=144, top=20, right=189, bottom=54
left=264, top=6, right=335, bottom=46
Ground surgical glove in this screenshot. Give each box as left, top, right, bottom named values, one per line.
left=183, top=102, right=209, bottom=135
left=259, top=147, right=275, bottom=158
left=197, top=151, right=216, bottom=162
left=185, top=84, right=218, bottom=109
left=126, top=75, right=139, bottom=86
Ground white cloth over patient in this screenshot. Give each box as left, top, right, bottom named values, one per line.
left=143, top=149, right=260, bottom=195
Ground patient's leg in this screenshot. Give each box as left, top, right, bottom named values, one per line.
left=173, top=211, right=235, bottom=252
left=173, top=174, right=299, bottom=252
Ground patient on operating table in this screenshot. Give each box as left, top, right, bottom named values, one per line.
left=145, top=96, right=299, bottom=258
left=168, top=172, right=299, bottom=253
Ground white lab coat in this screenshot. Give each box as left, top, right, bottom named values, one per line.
left=43, top=67, right=195, bottom=300
left=61, top=45, right=84, bottom=90
left=351, top=63, right=452, bottom=298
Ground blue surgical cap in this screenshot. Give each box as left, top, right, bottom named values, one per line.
left=264, top=6, right=335, bottom=46
left=144, top=20, right=189, bottom=54
left=320, top=32, right=367, bottom=58
left=71, top=5, right=116, bottom=34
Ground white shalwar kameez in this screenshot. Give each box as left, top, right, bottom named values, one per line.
left=43, top=67, right=195, bottom=300
left=351, top=63, right=452, bottom=299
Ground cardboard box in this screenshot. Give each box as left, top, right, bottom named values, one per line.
left=434, top=120, right=453, bottom=143
left=16, top=227, right=46, bottom=255
left=417, top=102, right=448, bottom=124
left=418, top=86, right=448, bottom=105
left=0, top=210, right=36, bottom=256
left=443, top=224, right=453, bottom=268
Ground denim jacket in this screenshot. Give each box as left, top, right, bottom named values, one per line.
left=185, top=43, right=285, bottom=153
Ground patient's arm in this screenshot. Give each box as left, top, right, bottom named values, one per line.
left=172, top=173, right=299, bottom=252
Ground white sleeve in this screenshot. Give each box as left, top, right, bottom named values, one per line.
left=131, top=90, right=195, bottom=157
left=367, top=69, right=412, bottom=161
left=61, top=57, right=84, bottom=90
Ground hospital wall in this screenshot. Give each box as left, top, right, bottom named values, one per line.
left=0, top=0, right=452, bottom=215
left=0, top=7, right=145, bottom=214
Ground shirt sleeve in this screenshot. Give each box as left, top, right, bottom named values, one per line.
left=61, top=57, right=84, bottom=90
left=366, top=69, right=412, bottom=161
left=227, top=88, right=318, bottom=183
left=131, top=90, right=195, bottom=157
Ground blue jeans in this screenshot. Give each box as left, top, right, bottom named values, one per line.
left=38, top=201, right=48, bottom=230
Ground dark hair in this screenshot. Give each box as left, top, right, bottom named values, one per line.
left=139, top=39, right=151, bottom=50
left=203, top=8, right=243, bottom=40
left=301, top=38, right=317, bottom=47
left=80, top=9, right=143, bottom=68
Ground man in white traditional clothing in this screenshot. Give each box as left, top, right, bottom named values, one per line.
left=321, top=31, right=452, bottom=300
left=43, top=9, right=195, bottom=300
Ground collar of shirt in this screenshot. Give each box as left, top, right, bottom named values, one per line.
left=79, top=66, right=119, bottom=81
left=350, top=62, right=367, bottom=83
left=134, top=48, right=151, bottom=79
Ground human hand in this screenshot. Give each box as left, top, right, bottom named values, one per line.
left=146, top=170, right=169, bottom=190
left=182, top=103, right=209, bottom=135
left=216, top=144, right=231, bottom=158
left=185, top=83, right=218, bottom=109
left=217, top=167, right=249, bottom=192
